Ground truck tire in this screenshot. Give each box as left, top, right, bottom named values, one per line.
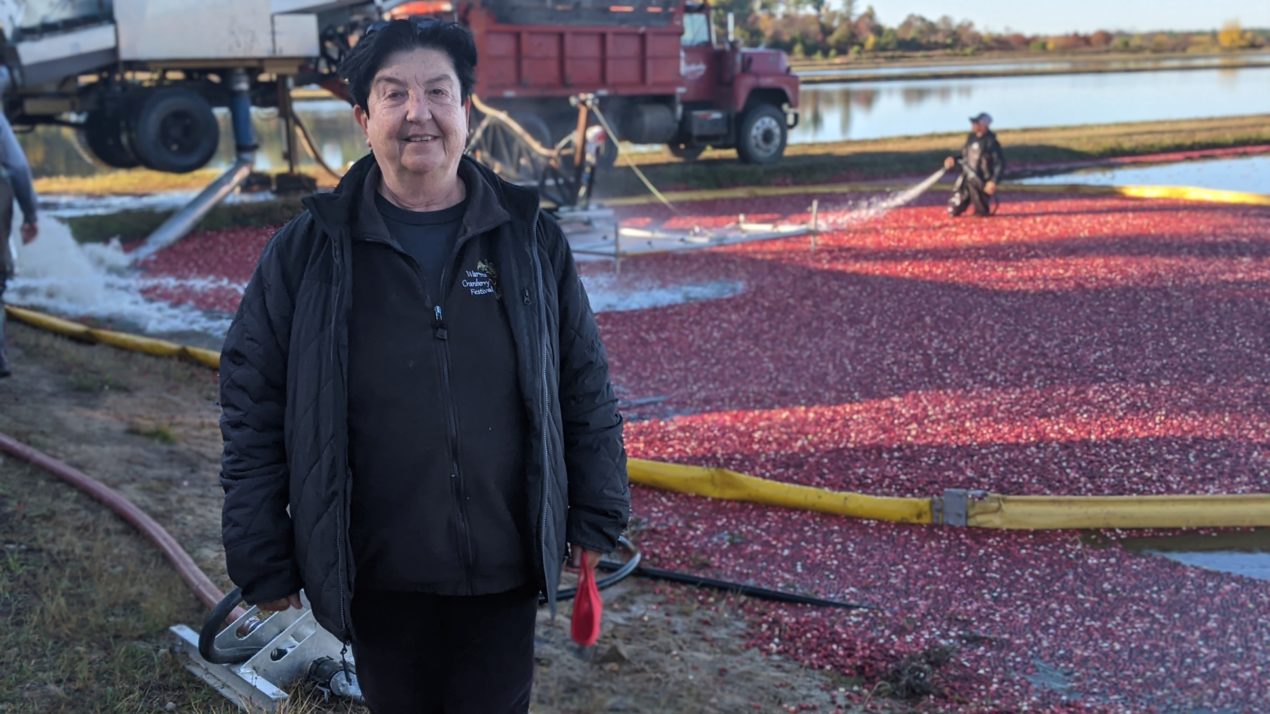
left=83, top=108, right=140, bottom=169
left=736, top=103, right=787, bottom=165
left=127, top=87, right=220, bottom=174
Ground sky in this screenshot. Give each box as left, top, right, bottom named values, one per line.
left=861, top=1, right=1270, bottom=35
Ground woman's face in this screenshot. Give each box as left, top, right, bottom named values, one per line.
left=355, top=46, right=469, bottom=186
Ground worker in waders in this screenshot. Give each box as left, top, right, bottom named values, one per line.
left=944, top=112, right=1005, bottom=217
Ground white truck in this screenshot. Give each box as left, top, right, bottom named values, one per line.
left=0, top=0, right=375, bottom=173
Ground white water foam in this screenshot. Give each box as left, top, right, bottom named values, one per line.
left=8, top=212, right=737, bottom=343
left=7, top=216, right=234, bottom=336
left=582, top=274, right=745, bottom=313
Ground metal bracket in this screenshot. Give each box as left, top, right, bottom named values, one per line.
left=170, top=594, right=359, bottom=712
left=933, top=488, right=988, bottom=527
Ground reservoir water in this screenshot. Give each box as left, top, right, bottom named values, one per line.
left=793, top=66, right=1270, bottom=144
left=1021, top=155, right=1270, bottom=194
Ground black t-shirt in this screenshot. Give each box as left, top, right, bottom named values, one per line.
left=374, top=192, right=466, bottom=297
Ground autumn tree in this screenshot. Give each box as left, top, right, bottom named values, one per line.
left=1218, top=20, right=1253, bottom=50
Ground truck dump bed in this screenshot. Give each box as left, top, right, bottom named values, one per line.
left=463, top=0, right=686, bottom=98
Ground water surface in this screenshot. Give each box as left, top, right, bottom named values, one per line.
left=1019, top=155, right=1270, bottom=194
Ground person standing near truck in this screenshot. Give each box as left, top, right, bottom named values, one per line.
left=0, top=65, right=40, bottom=379
left=217, top=19, right=629, bottom=713
left=944, top=112, right=1005, bottom=217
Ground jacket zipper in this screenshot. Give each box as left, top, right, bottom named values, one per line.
left=434, top=272, right=477, bottom=592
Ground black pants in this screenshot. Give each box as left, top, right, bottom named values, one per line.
left=351, top=586, right=537, bottom=714
left=948, top=173, right=993, bottom=216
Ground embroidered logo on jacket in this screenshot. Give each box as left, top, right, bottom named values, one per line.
left=463, top=259, right=499, bottom=298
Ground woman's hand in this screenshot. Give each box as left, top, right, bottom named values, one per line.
left=570, top=545, right=601, bottom=569
left=255, top=593, right=303, bottom=612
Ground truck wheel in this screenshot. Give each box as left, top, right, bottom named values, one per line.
left=83, top=108, right=140, bottom=169
left=128, top=87, right=220, bottom=173
left=736, top=104, right=787, bottom=165
left=669, top=143, right=705, bottom=161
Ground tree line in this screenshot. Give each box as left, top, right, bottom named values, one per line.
left=708, top=2, right=1267, bottom=60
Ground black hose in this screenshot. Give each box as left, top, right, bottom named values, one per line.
left=198, top=587, right=265, bottom=664
left=549, top=536, right=644, bottom=603
left=630, top=565, right=876, bottom=610
left=551, top=535, right=875, bottom=610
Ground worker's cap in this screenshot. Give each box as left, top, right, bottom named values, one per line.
left=969, top=112, right=993, bottom=126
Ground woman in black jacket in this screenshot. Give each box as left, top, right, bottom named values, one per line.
left=218, top=19, right=629, bottom=713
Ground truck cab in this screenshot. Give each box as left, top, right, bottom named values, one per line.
left=457, top=0, right=799, bottom=165
left=676, top=2, right=799, bottom=163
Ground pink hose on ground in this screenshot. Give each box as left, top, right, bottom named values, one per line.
left=0, top=430, right=227, bottom=610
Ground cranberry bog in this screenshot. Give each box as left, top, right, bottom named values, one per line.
left=60, top=186, right=1270, bottom=710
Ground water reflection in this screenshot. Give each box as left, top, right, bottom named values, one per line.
left=792, top=66, right=1270, bottom=144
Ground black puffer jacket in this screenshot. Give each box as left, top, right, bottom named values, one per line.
left=219, top=154, right=629, bottom=640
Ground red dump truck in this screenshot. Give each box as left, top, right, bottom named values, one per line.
left=1, top=0, right=797, bottom=176
left=438, top=0, right=800, bottom=164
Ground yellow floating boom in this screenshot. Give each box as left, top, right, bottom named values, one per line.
left=5, top=305, right=221, bottom=370
left=966, top=493, right=1270, bottom=529
left=627, top=457, right=933, bottom=524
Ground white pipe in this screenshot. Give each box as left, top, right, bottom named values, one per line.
left=129, top=155, right=255, bottom=264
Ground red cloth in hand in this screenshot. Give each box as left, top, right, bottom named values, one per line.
left=571, top=551, right=602, bottom=647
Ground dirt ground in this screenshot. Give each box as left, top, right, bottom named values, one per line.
left=0, top=321, right=863, bottom=713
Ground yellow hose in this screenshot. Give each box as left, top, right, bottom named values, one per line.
left=628, top=458, right=933, bottom=524
left=5, top=305, right=221, bottom=370
left=629, top=458, right=1270, bottom=529
left=967, top=493, right=1270, bottom=529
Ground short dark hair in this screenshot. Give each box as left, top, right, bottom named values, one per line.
left=338, top=19, right=477, bottom=113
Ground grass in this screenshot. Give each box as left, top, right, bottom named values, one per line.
left=0, top=455, right=234, bottom=713
left=597, top=114, right=1270, bottom=198
left=58, top=347, right=135, bottom=394
left=0, top=455, right=362, bottom=713
left=125, top=421, right=179, bottom=445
